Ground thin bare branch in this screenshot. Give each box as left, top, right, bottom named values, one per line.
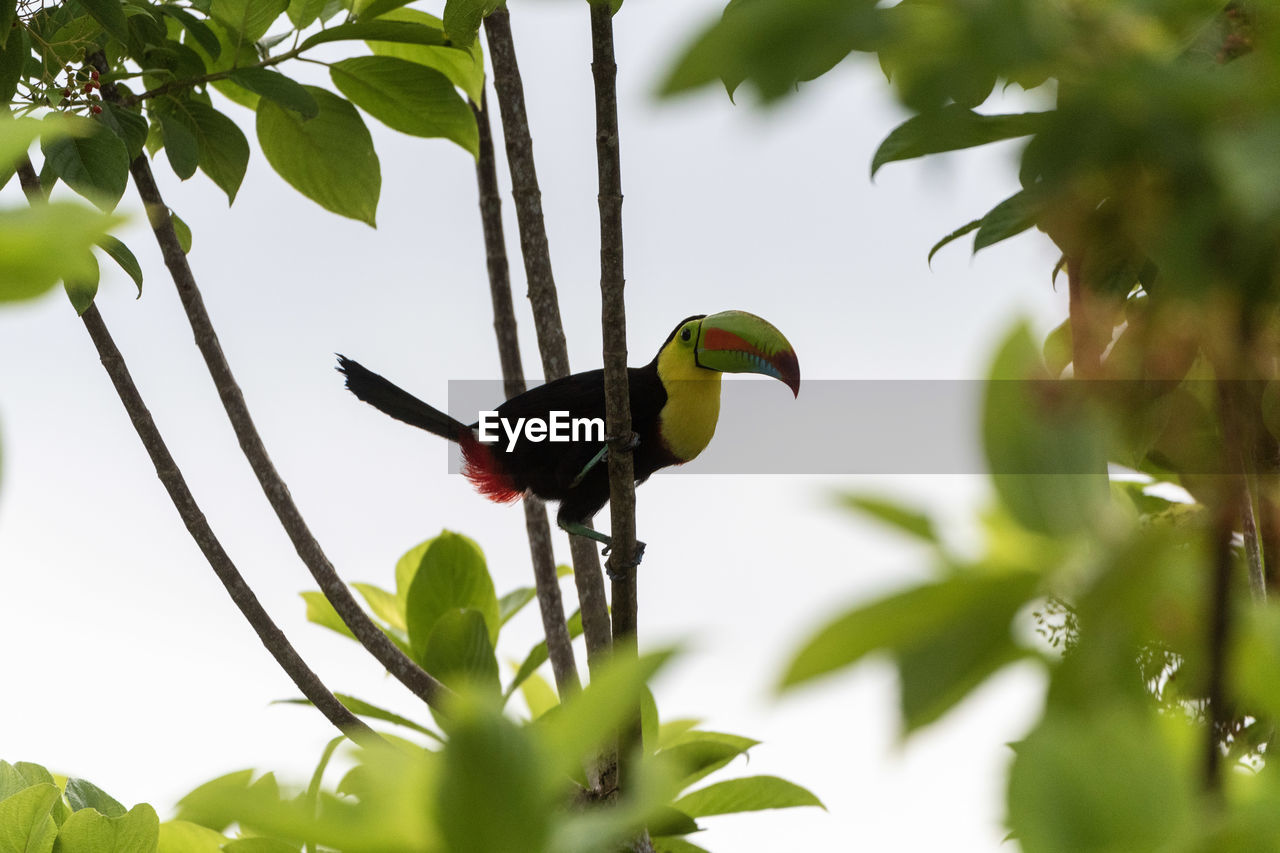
left=90, top=52, right=451, bottom=714
left=472, top=93, right=581, bottom=699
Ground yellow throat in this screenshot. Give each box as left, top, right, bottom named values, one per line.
left=655, top=339, right=723, bottom=462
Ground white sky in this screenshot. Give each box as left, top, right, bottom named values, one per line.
left=0, top=2, right=1068, bottom=849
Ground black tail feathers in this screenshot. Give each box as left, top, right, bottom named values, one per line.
left=335, top=355, right=470, bottom=442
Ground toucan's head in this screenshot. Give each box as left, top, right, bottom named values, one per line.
left=662, top=311, right=801, bottom=397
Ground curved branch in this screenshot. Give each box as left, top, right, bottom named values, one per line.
left=90, top=53, right=451, bottom=713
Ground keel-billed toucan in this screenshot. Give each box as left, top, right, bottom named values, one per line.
left=337, top=310, right=799, bottom=564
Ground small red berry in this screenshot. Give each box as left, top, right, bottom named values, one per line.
left=91, top=105, right=102, bottom=114
left=90, top=70, right=99, bottom=81
left=61, top=88, right=70, bottom=97
left=82, top=82, right=93, bottom=93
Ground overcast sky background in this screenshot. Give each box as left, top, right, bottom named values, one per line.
left=0, top=2, right=1067, bottom=849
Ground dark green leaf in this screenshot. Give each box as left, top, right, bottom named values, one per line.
left=97, top=236, right=143, bottom=295
left=423, top=609, right=501, bottom=697
left=77, top=0, right=131, bottom=43
left=160, top=5, right=221, bottom=59
left=404, top=530, right=499, bottom=660
left=0, top=23, right=26, bottom=104
left=41, top=116, right=130, bottom=211
left=441, top=0, right=501, bottom=46
left=159, top=114, right=199, bottom=180
left=871, top=107, right=1049, bottom=177
left=330, top=56, right=477, bottom=155
left=229, top=68, right=318, bottom=118
left=169, top=101, right=249, bottom=203
left=299, top=19, right=446, bottom=52
left=65, top=778, right=127, bottom=817
left=973, top=188, right=1043, bottom=253
left=357, top=0, right=413, bottom=20
left=95, top=103, right=148, bottom=161
left=927, top=218, right=981, bottom=265
left=169, top=209, right=193, bottom=254
left=210, top=0, right=288, bottom=42
left=0, top=0, right=14, bottom=38
left=257, top=86, right=380, bottom=226
left=674, top=776, right=823, bottom=818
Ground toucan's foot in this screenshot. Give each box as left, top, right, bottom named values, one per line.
left=602, top=539, right=646, bottom=579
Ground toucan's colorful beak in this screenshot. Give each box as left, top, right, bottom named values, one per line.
left=695, top=310, right=801, bottom=397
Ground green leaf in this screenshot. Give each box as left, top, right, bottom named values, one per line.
left=0, top=202, right=121, bottom=304
left=498, top=586, right=536, bottom=627
left=518, top=669, right=558, bottom=719
left=210, top=0, right=288, bottom=42
left=422, top=608, right=501, bottom=697
left=159, top=114, right=199, bottom=180
left=222, top=837, right=299, bottom=852
left=41, top=116, right=130, bottom=211
left=356, top=0, right=413, bottom=20
left=96, top=236, right=144, bottom=296
left=302, top=590, right=357, bottom=641
left=0, top=783, right=60, bottom=853
left=353, top=581, right=406, bottom=631
left=651, top=838, right=710, bottom=853
left=1042, top=319, right=1072, bottom=377
left=871, top=107, right=1049, bottom=177
left=0, top=24, right=27, bottom=105
left=505, top=609, right=582, bottom=701
left=927, top=218, right=981, bottom=265
left=367, top=8, right=485, bottom=104
left=404, top=530, right=499, bottom=659
left=299, top=20, right=446, bottom=52
left=330, top=56, right=478, bottom=156
left=660, top=730, right=759, bottom=789
left=779, top=570, right=1039, bottom=730
left=65, top=778, right=127, bottom=817
left=95, top=103, right=149, bottom=161
left=168, top=101, right=250, bottom=204
left=286, top=0, right=326, bottom=29
left=159, top=6, right=221, bottom=59
left=229, top=68, right=318, bottom=118
left=55, top=803, right=159, bottom=853
left=169, top=210, right=193, bottom=254
left=841, top=494, right=938, bottom=542
left=256, top=87, right=380, bottom=226
left=77, top=0, right=131, bottom=43
left=973, top=188, right=1043, bottom=253
left=157, top=820, right=227, bottom=853
left=674, top=776, right=823, bottom=818
left=441, top=0, right=501, bottom=46
left=983, top=322, right=1110, bottom=535
left=0, top=0, right=14, bottom=39
left=64, top=252, right=99, bottom=315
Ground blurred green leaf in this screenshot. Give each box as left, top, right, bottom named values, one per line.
left=256, top=87, right=380, bottom=226
left=1042, top=319, right=1072, bottom=377
left=659, top=730, right=759, bottom=789
left=301, top=591, right=356, bottom=642
left=652, top=838, right=710, bottom=853
left=55, top=803, right=159, bottom=853
left=405, top=530, right=499, bottom=658
left=330, top=56, right=478, bottom=156
left=174, top=770, right=254, bottom=832
left=95, top=104, right=149, bottom=162
left=497, top=586, right=536, bottom=627
left=674, top=775, right=823, bottom=818
left=0, top=26, right=28, bottom=106
left=63, top=253, right=99, bottom=316
left=518, top=669, right=558, bottom=720
left=157, top=820, right=228, bottom=853
left=505, top=609, right=582, bottom=702
left=278, top=693, right=441, bottom=740
left=0, top=202, right=120, bottom=304
left=871, top=106, right=1048, bottom=177
left=841, top=494, right=938, bottom=542
left=286, top=0, right=326, bottom=29
left=422, top=609, right=501, bottom=697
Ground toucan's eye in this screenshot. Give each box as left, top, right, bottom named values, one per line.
left=680, top=327, right=692, bottom=342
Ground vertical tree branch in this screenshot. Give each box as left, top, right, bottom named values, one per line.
left=1204, top=479, right=1238, bottom=793
left=482, top=9, right=614, bottom=675
left=472, top=93, right=581, bottom=699
left=89, top=53, right=450, bottom=713
left=22, top=158, right=375, bottom=744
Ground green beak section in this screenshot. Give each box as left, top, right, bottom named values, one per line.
left=695, top=310, right=801, bottom=397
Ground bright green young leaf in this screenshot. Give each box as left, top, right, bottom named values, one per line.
left=40, top=116, right=130, bottom=211
left=441, top=0, right=502, bottom=45
left=0, top=763, right=31, bottom=801
left=299, top=20, right=447, bottom=52
left=983, top=322, right=1110, bottom=535
left=404, top=530, right=499, bottom=657
left=841, top=494, right=938, bottom=542
left=173, top=770, right=255, bottom=833
left=222, top=837, right=299, bottom=852
left=97, top=235, right=144, bottom=295
left=229, top=68, right=318, bottom=118
left=256, top=87, right=380, bottom=226
left=63, top=253, right=99, bottom=316
left=286, top=0, right=326, bottom=29
left=518, top=669, right=558, bottom=719
left=77, top=0, right=131, bottom=43
left=301, top=591, right=357, bottom=641
left=651, top=838, right=710, bottom=853
left=674, top=775, right=823, bottom=818
left=871, top=107, right=1049, bottom=177
left=1007, top=709, right=1196, bottom=853
left=277, top=693, right=442, bottom=740
left=168, top=101, right=250, bottom=204
left=422, top=608, right=501, bottom=697
left=660, top=731, right=758, bottom=789
left=353, top=581, right=406, bottom=631
left=157, top=820, right=227, bottom=853
left=159, top=114, right=199, bottom=180
left=505, top=609, right=582, bottom=702
left=0, top=783, right=60, bottom=853
left=330, top=56, right=478, bottom=156
left=368, top=8, right=485, bottom=103
left=498, top=586, right=536, bottom=626
left=973, top=188, right=1043, bottom=253
left=55, top=803, right=159, bottom=853
left=0, top=202, right=121, bottom=304
left=210, top=0, right=288, bottom=42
